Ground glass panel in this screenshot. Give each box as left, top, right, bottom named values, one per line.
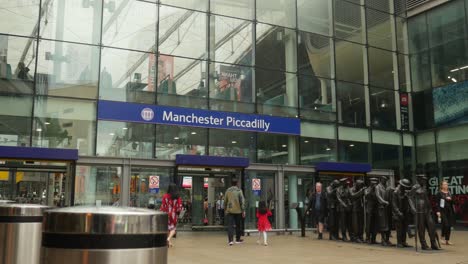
left=297, top=32, right=332, bottom=78
left=366, top=0, right=391, bottom=13
left=74, top=165, right=122, bottom=206
left=257, top=134, right=291, bottom=164
left=102, top=0, right=157, bottom=51
left=396, top=16, right=408, bottom=54
left=161, top=0, right=208, bottom=11
left=430, top=38, right=468, bottom=88
left=298, top=75, right=335, bottom=122
left=0, top=95, right=32, bottom=146
left=0, top=0, right=40, bottom=37
left=338, top=140, right=369, bottom=163
left=334, top=0, right=365, bottom=44
left=366, top=8, right=393, bottom=51
left=372, top=143, right=400, bottom=170
left=210, top=15, right=253, bottom=66
left=297, top=0, right=331, bottom=36
left=300, top=136, right=336, bottom=165
left=337, top=81, right=366, bottom=127
left=256, top=24, right=296, bottom=72
left=256, top=0, right=296, bottom=28
left=410, top=51, right=431, bottom=92
left=156, top=55, right=208, bottom=108
left=0, top=36, right=35, bottom=94
left=159, top=6, right=207, bottom=59
left=408, top=14, right=428, bottom=54
left=256, top=69, right=298, bottom=118
left=368, top=47, right=395, bottom=89
left=437, top=125, right=468, bottom=161
left=370, top=87, right=396, bottom=129
left=99, top=48, right=156, bottom=104
left=335, top=40, right=364, bottom=84
left=210, top=0, right=254, bottom=21
left=39, top=0, right=102, bottom=44
left=130, top=167, right=171, bottom=208
left=372, top=130, right=400, bottom=145
left=33, top=97, right=96, bottom=156
left=209, top=63, right=254, bottom=113
left=209, top=129, right=256, bottom=159
left=284, top=172, right=315, bottom=229
left=36, top=40, right=99, bottom=99
left=244, top=171, right=277, bottom=229
left=412, top=89, right=434, bottom=130
left=398, top=54, right=410, bottom=91
left=338, top=126, right=369, bottom=142
left=96, top=121, right=154, bottom=158
left=416, top=131, right=436, bottom=165
left=155, top=125, right=207, bottom=159
left=427, top=0, right=466, bottom=50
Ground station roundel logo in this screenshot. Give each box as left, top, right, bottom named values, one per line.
left=141, top=108, right=155, bottom=121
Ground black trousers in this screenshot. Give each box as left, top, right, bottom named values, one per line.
left=416, top=213, right=436, bottom=247
left=352, top=210, right=364, bottom=240
left=366, top=209, right=378, bottom=242
left=395, top=219, right=408, bottom=245
left=227, top=213, right=242, bottom=242
left=339, top=210, right=352, bottom=239
left=441, top=214, right=452, bottom=241
left=328, top=208, right=339, bottom=239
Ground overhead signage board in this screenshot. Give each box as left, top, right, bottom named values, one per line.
left=98, top=100, right=301, bottom=135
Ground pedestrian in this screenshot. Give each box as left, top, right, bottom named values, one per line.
left=161, top=183, right=182, bottom=247
left=224, top=178, right=245, bottom=246
left=216, top=193, right=225, bottom=225
left=306, top=182, right=327, bottom=239
left=256, top=201, right=272, bottom=246
left=436, top=180, right=456, bottom=245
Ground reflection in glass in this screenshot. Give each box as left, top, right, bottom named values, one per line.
left=102, top=0, right=157, bottom=51
left=130, top=167, right=171, bottom=209
left=334, top=0, right=364, bottom=43
left=0, top=36, right=36, bottom=94
left=410, top=52, right=431, bottom=92
left=209, top=63, right=254, bottom=113
left=156, top=55, right=208, bottom=108
left=398, top=54, right=410, bottom=91
left=33, top=97, right=96, bottom=156
left=256, top=0, right=296, bottom=28
left=335, top=40, right=364, bottom=84
left=99, top=48, right=155, bottom=104
left=299, top=75, right=335, bottom=122
left=337, top=81, right=366, bottom=127
left=300, top=137, right=336, bottom=165
left=408, top=14, right=428, bottom=54
left=297, top=0, right=331, bottom=36
left=256, top=24, right=296, bottom=73
left=210, top=15, right=253, bottom=65
left=257, top=133, right=290, bottom=164
left=161, top=0, right=208, bottom=11
left=74, top=165, right=122, bottom=206
left=256, top=69, right=298, bottom=117
left=159, top=6, right=207, bottom=59
left=370, top=88, right=396, bottom=129
left=427, top=0, right=466, bottom=49
left=372, top=143, right=400, bottom=170
left=209, top=129, right=256, bottom=159
left=97, top=121, right=154, bottom=158
left=156, top=125, right=207, bottom=159
left=416, top=131, right=436, bottom=165
left=210, top=0, right=253, bottom=20
left=366, top=8, right=393, bottom=51
left=36, top=40, right=99, bottom=99
left=297, top=32, right=332, bottom=78
left=0, top=0, right=40, bottom=37
left=396, top=16, right=408, bottom=54
left=338, top=140, right=369, bottom=163
left=430, top=38, right=468, bottom=88
left=39, top=0, right=102, bottom=44
left=368, top=47, right=395, bottom=89
left=0, top=95, right=32, bottom=146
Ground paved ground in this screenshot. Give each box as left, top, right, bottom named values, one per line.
left=168, top=231, right=468, bottom=264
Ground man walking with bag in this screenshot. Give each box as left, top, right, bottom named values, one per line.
left=224, top=178, right=246, bottom=246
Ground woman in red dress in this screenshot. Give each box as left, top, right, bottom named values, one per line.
left=257, top=201, right=272, bottom=246
left=161, top=183, right=182, bottom=247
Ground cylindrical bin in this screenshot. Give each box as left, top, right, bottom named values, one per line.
left=0, top=204, right=50, bottom=264
left=41, top=206, right=168, bottom=264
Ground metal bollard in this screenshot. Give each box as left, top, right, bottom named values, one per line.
left=0, top=204, right=50, bottom=264
left=41, top=206, right=168, bottom=264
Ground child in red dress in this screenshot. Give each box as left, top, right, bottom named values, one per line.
left=256, top=201, right=272, bottom=246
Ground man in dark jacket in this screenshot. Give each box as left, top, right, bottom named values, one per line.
left=350, top=179, right=365, bottom=243
left=307, top=182, right=328, bottom=239
left=392, top=179, right=412, bottom=248
left=376, top=176, right=391, bottom=246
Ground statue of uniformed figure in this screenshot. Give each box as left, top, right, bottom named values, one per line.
left=365, top=178, right=379, bottom=244
left=337, top=178, right=352, bottom=241
left=376, top=176, right=391, bottom=246
left=350, top=179, right=366, bottom=243
left=392, top=179, right=412, bottom=248
left=409, top=174, right=439, bottom=250
left=326, top=180, right=340, bottom=240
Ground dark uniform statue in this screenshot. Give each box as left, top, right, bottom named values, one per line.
left=365, top=178, right=379, bottom=244
left=409, top=174, right=439, bottom=250
left=326, top=180, right=340, bottom=240
left=392, top=179, right=412, bottom=248
left=375, top=176, right=391, bottom=246
left=350, top=179, right=365, bottom=243
left=337, top=178, right=352, bottom=241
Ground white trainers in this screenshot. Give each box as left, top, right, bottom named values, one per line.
left=228, top=242, right=234, bottom=246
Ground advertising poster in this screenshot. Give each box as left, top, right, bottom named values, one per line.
left=216, top=65, right=242, bottom=101
left=148, top=54, right=174, bottom=92
left=400, top=92, right=409, bottom=130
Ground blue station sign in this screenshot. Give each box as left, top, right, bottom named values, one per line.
left=98, top=100, right=301, bottom=135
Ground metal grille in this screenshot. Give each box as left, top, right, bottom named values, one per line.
left=407, top=0, right=433, bottom=10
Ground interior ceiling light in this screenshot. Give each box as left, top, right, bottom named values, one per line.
left=451, top=78, right=457, bottom=83
left=349, top=144, right=355, bottom=147
left=191, top=132, right=197, bottom=135
left=232, top=141, right=237, bottom=144
left=450, top=68, right=460, bottom=72
left=174, top=137, right=179, bottom=140
left=282, top=144, right=287, bottom=148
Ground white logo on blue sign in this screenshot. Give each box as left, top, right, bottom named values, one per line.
left=141, top=108, right=155, bottom=121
